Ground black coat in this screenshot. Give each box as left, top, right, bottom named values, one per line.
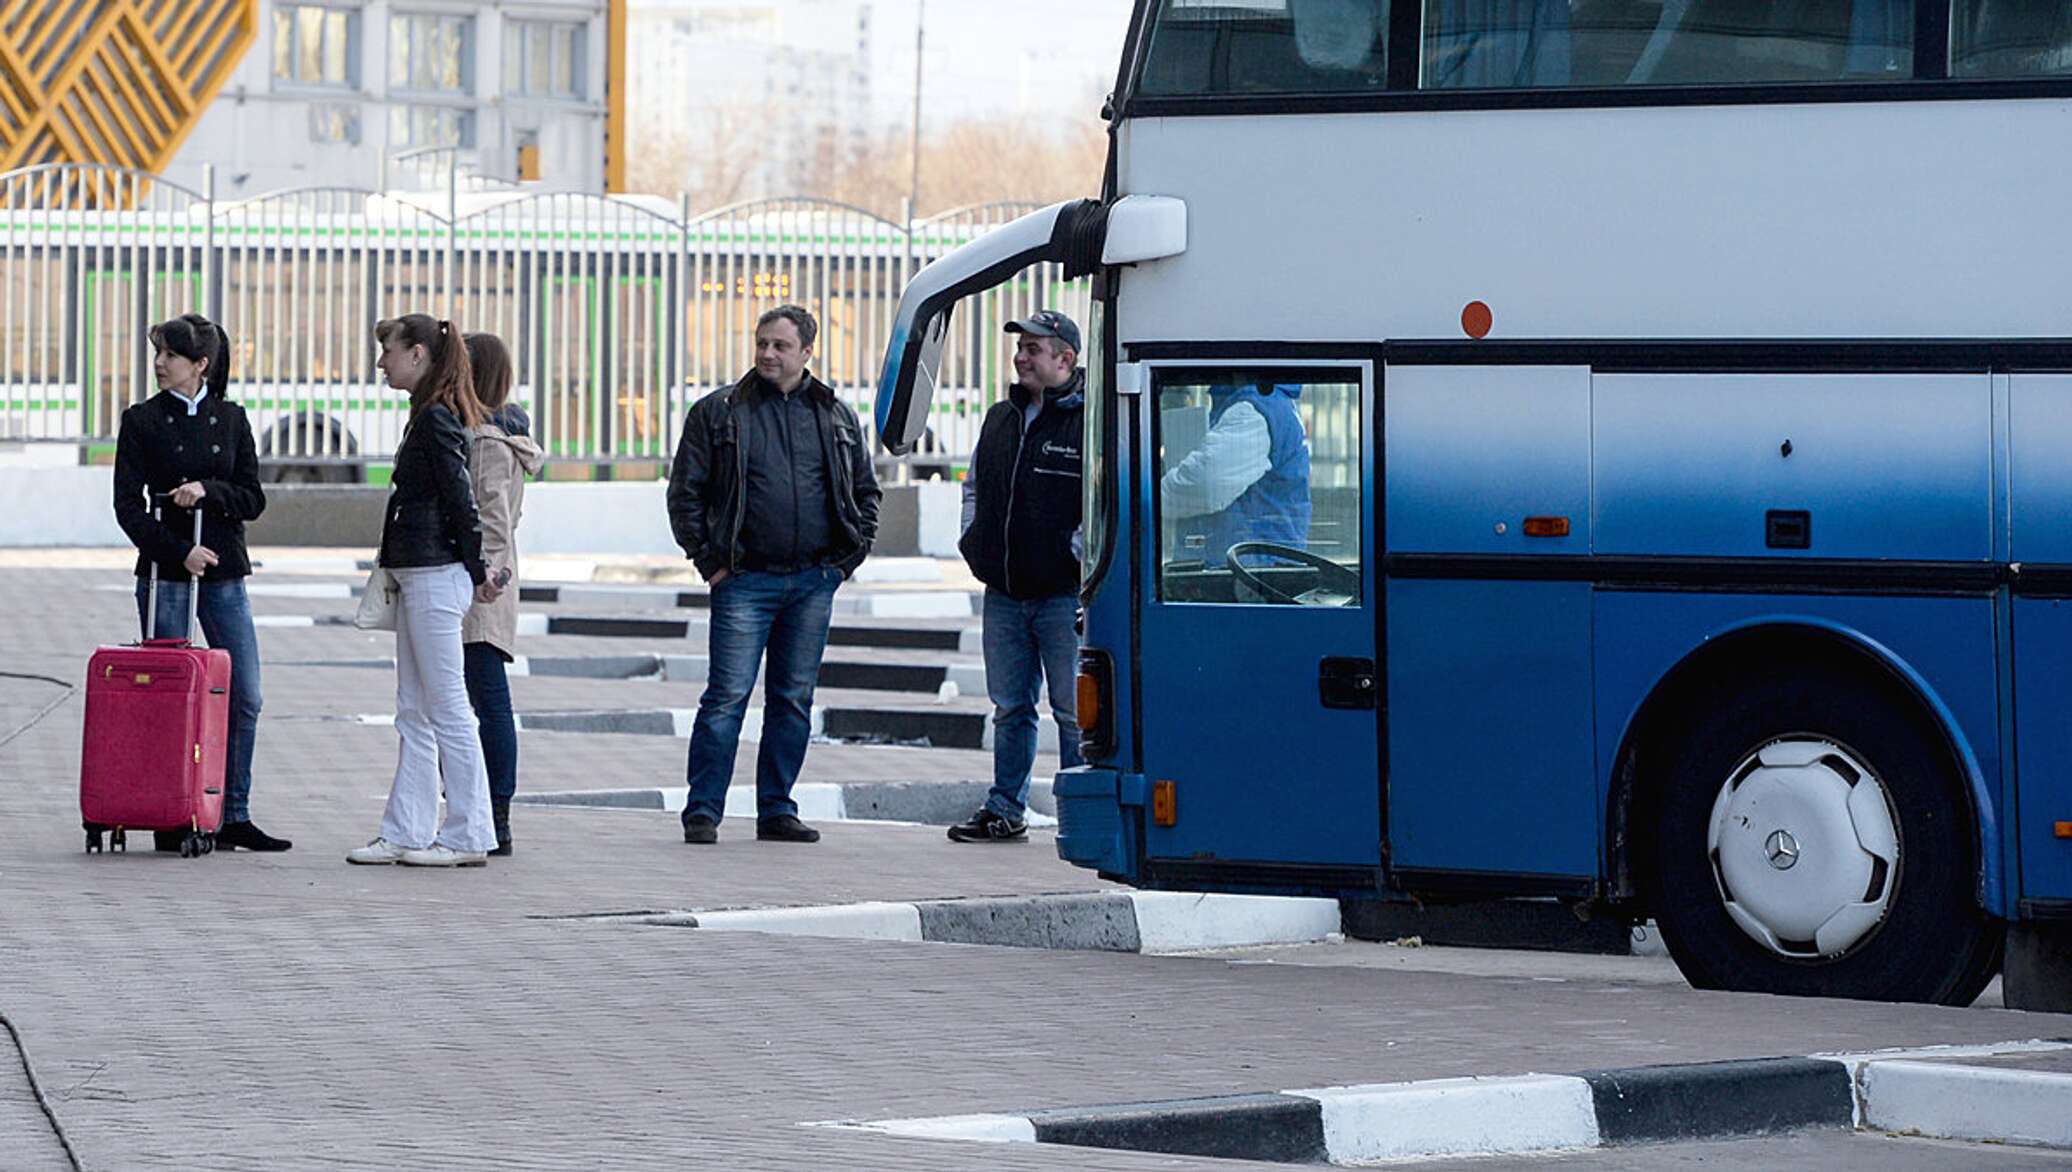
left=959, top=371, right=1084, bottom=600
left=113, top=391, right=266, bottom=583
left=667, top=371, right=882, bottom=580
left=378, top=404, right=486, bottom=584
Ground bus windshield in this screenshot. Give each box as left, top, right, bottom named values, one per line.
left=1137, top=0, right=1390, bottom=96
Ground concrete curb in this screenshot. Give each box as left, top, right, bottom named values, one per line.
left=825, top=1041, right=2072, bottom=1164
left=276, top=651, right=983, bottom=695
left=637, top=890, right=1340, bottom=955
left=514, top=778, right=1057, bottom=826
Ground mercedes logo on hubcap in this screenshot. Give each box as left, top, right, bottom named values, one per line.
left=1764, top=829, right=1801, bottom=871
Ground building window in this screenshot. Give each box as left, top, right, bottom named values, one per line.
left=390, top=12, right=474, bottom=94
left=390, top=105, right=475, bottom=148
left=273, top=4, right=358, bottom=88
left=309, top=102, right=362, bottom=144
left=505, top=19, right=586, bottom=99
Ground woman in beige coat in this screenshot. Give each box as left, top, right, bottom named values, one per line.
left=460, top=333, right=545, bottom=855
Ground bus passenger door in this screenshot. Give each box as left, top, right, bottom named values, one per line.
left=1136, top=360, right=1380, bottom=878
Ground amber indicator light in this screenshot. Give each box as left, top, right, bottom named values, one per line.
left=1522, top=516, right=1571, bottom=538
left=2055, top=821, right=2072, bottom=839
left=1076, top=672, right=1100, bottom=732
left=1152, top=780, right=1178, bottom=828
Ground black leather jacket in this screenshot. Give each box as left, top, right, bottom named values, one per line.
left=113, top=391, right=266, bottom=583
left=378, top=404, right=486, bottom=584
left=667, top=371, right=881, bottom=580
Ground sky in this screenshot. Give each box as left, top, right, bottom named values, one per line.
left=869, top=1, right=1136, bottom=132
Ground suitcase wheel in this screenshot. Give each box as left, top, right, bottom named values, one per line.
left=83, top=822, right=105, bottom=854
left=176, top=831, right=215, bottom=859
left=109, top=827, right=127, bottom=853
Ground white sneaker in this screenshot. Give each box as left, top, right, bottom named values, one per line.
left=398, top=844, right=488, bottom=868
left=346, top=837, right=409, bottom=865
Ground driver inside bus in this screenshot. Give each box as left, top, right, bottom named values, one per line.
left=1160, top=381, right=1311, bottom=567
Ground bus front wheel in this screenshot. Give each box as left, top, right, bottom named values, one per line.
left=1649, top=666, right=2001, bottom=1005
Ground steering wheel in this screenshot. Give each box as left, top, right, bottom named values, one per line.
left=1223, top=542, right=1361, bottom=605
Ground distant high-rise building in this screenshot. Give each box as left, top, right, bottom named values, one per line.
left=167, top=0, right=613, bottom=195
left=627, top=0, right=874, bottom=202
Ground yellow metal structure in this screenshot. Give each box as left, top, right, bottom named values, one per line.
left=605, top=0, right=625, bottom=192
left=0, top=0, right=255, bottom=176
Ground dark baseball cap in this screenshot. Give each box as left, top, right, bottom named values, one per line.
left=1004, top=309, right=1081, bottom=354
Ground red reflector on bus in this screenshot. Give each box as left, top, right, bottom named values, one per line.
left=1153, top=780, right=1177, bottom=828
left=1462, top=300, right=1493, bottom=339
left=2057, top=821, right=2072, bottom=839
left=1522, top=516, right=1570, bottom=538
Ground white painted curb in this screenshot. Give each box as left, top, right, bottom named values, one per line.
left=1128, top=892, right=1342, bottom=953
left=826, top=1114, right=1036, bottom=1144
left=1859, top=1060, right=2072, bottom=1148
left=1290, top=1074, right=1600, bottom=1163
left=691, top=901, right=924, bottom=942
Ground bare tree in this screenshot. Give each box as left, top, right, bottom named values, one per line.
left=627, top=101, right=768, bottom=207
left=818, top=116, right=1108, bottom=219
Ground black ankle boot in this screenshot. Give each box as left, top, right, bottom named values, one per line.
left=490, top=803, right=512, bottom=857
left=216, top=820, right=292, bottom=852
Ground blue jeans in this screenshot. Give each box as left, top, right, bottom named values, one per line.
left=683, top=567, right=841, bottom=825
left=134, top=577, right=262, bottom=823
left=463, top=642, right=518, bottom=808
left=982, top=588, right=1082, bottom=820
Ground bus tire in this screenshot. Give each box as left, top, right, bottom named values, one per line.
left=1648, top=664, right=2001, bottom=1005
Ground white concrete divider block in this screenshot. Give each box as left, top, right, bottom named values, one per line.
left=850, top=557, right=946, bottom=584
left=256, top=556, right=363, bottom=576
left=724, top=782, right=847, bottom=823
left=981, top=715, right=1059, bottom=752
left=839, top=592, right=976, bottom=619
left=525, top=558, right=600, bottom=583
left=0, top=467, right=126, bottom=546
left=837, top=1114, right=1037, bottom=1144
left=245, top=582, right=355, bottom=599
left=1128, top=892, right=1342, bottom=953
left=253, top=615, right=318, bottom=628
left=1291, top=1074, right=1600, bottom=1163
left=957, top=629, right=984, bottom=654
left=516, top=612, right=549, bottom=636
left=507, top=655, right=531, bottom=677
left=1860, top=1060, right=2072, bottom=1148
left=944, top=664, right=987, bottom=696
left=692, top=901, right=925, bottom=942
left=518, top=483, right=675, bottom=556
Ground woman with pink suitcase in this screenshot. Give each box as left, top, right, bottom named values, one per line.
left=101, top=313, right=291, bottom=854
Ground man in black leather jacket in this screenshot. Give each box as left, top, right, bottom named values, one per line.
left=666, top=305, right=881, bottom=845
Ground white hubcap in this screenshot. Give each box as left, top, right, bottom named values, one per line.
left=1706, top=738, right=1900, bottom=959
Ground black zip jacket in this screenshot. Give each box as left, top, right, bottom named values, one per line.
left=667, top=371, right=882, bottom=580
left=378, top=404, right=486, bottom=584
left=959, top=370, right=1084, bottom=600
left=113, top=390, right=266, bottom=583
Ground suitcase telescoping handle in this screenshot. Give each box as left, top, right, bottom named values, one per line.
left=145, top=492, right=205, bottom=643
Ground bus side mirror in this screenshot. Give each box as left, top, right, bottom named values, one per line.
left=877, top=305, right=952, bottom=457
left=1101, top=195, right=1187, bottom=265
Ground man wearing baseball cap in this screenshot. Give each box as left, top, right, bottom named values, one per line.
left=949, top=309, right=1085, bottom=842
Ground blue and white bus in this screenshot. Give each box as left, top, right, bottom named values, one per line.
left=877, top=0, right=2072, bottom=1005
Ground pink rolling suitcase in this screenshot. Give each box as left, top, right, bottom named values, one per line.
left=80, top=498, right=229, bottom=856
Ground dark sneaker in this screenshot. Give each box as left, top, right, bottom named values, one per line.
left=755, top=815, right=820, bottom=843
left=216, top=820, right=293, bottom=852
left=682, top=816, right=719, bottom=845
left=947, top=809, right=1027, bottom=843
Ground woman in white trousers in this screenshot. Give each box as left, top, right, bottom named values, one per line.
left=349, top=314, right=502, bottom=867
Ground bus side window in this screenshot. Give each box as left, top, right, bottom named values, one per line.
left=1951, top=1, right=2072, bottom=77
left=1154, top=370, right=1361, bottom=606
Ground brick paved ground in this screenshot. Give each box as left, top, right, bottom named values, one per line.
left=3, top=561, right=2070, bottom=1170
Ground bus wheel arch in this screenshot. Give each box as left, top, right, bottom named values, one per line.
left=259, top=411, right=363, bottom=484
left=1609, top=624, right=2003, bottom=1004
